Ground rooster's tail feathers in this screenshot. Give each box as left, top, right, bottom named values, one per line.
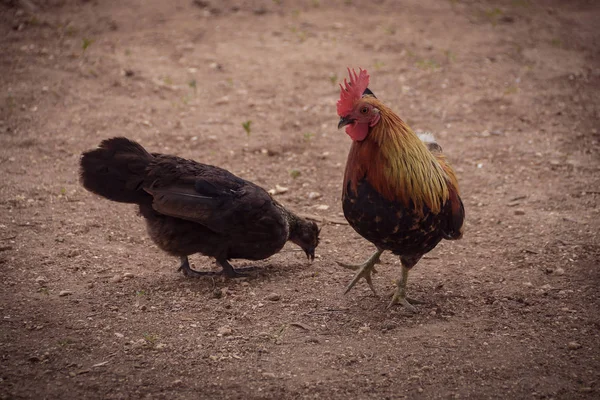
left=417, top=132, right=443, bottom=154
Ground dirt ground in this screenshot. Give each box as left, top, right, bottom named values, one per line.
left=1, top=0, right=599, bottom=398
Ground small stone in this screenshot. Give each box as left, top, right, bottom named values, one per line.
left=59, top=290, right=72, bottom=297
left=567, top=341, right=581, bottom=350
left=316, top=205, right=329, bottom=211
left=266, top=293, right=281, bottom=301
left=114, top=332, right=124, bottom=338
left=123, top=272, right=134, bottom=279
left=155, top=343, right=166, bottom=350
left=215, top=96, right=229, bottom=105
left=555, top=267, right=565, bottom=276
left=110, top=275, right=122, bottom=283
left=268, top=185, right=289, bottom=195
left=87, top=282, right=94, bottom=289
left=262, top=372, right=276, bottom=378
left=514, top=209, right=525, bottom=215
left=308, top=192, right=322, bottom=200
left=172, top=379, right=183, bottom=386
left=35, top=276, right=47, bottom=286
left=358, top=325, right=370, bottom=334
left=217, top=326, right=232, bottom=336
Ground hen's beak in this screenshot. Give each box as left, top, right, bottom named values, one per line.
left=305, top=247, right=315, bottom=262
left=338, top=116, right=354, bottom=129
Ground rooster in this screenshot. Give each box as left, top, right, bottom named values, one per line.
left=80, top=137, right=320, bottom=277
left=336, top=68, right=464, bottom=311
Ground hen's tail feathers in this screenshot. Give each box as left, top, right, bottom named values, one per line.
left=80, top=137, right=153, bottom=204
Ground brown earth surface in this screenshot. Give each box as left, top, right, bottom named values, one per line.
left=1, top=0, right=599, bottom=399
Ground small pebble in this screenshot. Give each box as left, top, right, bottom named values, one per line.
left=514, top=209, right=525, bottom=215
left=567, top=341, right=581, bottom=350
left=110, top=275, right=122, bottom=283
left=308, top=192, right=322, bottom=200
left=266, top=293, right=281, bottom=301
left=123, top=272, right=134, bottom=279
left=35, top=276, right=47, bottom=286
left=555, top=267, right=565, bottom=276
left=358, top=325, right=370, bottom=334
left=217, top=326, right=232, bottom=336
left=59, top=290, right=72, bottom=297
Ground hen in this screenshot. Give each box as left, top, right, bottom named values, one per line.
left=80, top=137, right=320, bottom=277
left=336, top=69, right=465, bottom=311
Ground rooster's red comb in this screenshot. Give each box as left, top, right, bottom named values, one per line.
left=337, top=68, right=370, bottom=117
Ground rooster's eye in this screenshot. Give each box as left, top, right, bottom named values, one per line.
left=360, top=107, right=369, bottom=114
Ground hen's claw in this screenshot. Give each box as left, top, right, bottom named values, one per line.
left=178, top=256, right=257, bottom=278
left=337, top=249, right=384, bottom=296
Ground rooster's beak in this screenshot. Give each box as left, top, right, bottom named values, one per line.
left=338, top=116, right=354, bottom=129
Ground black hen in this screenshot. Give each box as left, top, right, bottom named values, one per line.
left=80, top=137, right=320, bottom=277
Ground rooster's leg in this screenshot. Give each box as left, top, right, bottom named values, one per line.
left=337, top=249, right=384, bottom=296
left=387, top=264, right=417, bottom=312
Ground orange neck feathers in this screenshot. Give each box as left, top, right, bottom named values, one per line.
left=343, top=97, right=451, bottom=214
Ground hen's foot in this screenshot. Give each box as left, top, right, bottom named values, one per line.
left=178, top=257, right=257, bottom=278
left=336, top=249, right=384, bottom=296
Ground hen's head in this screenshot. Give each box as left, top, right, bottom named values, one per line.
left=336, top=68, right=380, bottom=142
left=289, top=220, right=320, bottom=261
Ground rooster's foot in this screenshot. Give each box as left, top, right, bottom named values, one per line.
left=387, top=293, right=417, bottom=313
left=386, top=264, right=421, bottom=312
left=336, top=249, right=384, bottom=296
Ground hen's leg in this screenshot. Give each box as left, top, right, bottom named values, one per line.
left=178, top=256, right=221, bottom=277
left=217, top=259, right=258, bottom=278
left=337, top=249, right=384, bottom=295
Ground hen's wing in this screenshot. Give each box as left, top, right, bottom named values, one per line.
left=144, top=155, right=274, bottom=235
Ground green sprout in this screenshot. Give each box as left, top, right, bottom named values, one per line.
left=303, top=132, right=315, bottom=142
left=82, top=38, right=93, bottom=52
left=242, top=120, right=252, bottom=136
